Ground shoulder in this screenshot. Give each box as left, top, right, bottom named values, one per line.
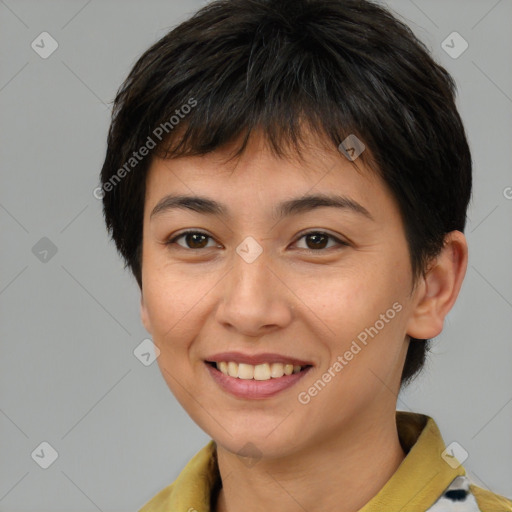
left=470, top=483, right=512, bottom=512
left=426, top=475, right=512, bottom=512
left=138, top=482, right=176, bottom=512
left=137, top=440, right=219, bottom=512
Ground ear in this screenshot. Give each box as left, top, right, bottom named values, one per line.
left=140, top=291, right=152, bottom=334
left=405, top=231, right=468, bottom=340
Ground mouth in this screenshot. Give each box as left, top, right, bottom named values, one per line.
left=205, top=360, right=313, bottom=381
left=205, top=360, right=313, bottom=399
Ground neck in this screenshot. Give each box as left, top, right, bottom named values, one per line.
left=214, top=410, right=406, bottom=512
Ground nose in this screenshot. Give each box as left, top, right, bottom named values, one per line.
left=214, top=245, right=294, bottom=337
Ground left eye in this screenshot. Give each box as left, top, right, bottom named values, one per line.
left=294, top=231, right=348, bottom=251
left=166, top=230, right=348, bottom=251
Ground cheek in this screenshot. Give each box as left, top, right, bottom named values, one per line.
left=143, top=253, right=212, bottom=330
left=303, top=260, right=408, bottom=358
left=303, top=267, right=387, bottom=332
left=143, top=266, right=204, bottom=396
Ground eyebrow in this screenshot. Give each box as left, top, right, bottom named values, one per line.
left=150, top=193, right=374, bottom=221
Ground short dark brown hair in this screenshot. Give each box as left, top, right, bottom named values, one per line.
left=100, top=0, right=472, bottom=387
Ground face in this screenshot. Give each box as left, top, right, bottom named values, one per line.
left=140, top=131, right=420, bottom=459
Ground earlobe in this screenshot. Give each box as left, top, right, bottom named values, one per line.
left=405, top=231, right=468, bottom=340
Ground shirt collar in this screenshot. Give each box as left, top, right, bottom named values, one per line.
left=139, top=411, right=466, bottom=512
left=359, top=411, right=466, bottom=511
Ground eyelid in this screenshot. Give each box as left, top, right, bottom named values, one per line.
left=167, top=229, right=219, bottom=249
left=166, top=229, right=350, bottom=251
left=292, top=229, right=350, bottom=248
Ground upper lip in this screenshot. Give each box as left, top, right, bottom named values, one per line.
left=205, top=352, right=313, bottom=366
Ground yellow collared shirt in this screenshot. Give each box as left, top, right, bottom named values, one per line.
left=139, top=411, right=512, bottom=512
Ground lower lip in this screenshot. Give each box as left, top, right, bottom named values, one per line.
left=205, top=362, right=312, bottom=399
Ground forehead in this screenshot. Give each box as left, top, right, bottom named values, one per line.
left=143, top=129, right=397, bottom=224
left=148, top=125, right=375, bottom=179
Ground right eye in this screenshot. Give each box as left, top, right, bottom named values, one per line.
left=165, top=230, right=220, bottom=250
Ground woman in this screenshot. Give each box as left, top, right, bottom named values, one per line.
left=99, top=1, right=512, bottom=510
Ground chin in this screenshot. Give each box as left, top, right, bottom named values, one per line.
left=213, top=429, right=304, bottom=462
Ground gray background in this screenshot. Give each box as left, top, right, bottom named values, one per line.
left=1, top=0, right=511, bottom=510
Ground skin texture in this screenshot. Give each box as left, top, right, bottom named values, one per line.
left=140, top=130, right=468, bottom=512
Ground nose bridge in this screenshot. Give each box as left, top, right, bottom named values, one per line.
left=229, top=238, right=274, bottom=304
left=216, top=237, right=292, bottom=333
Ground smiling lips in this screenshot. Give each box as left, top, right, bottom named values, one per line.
left=205, top=351, right=313, bottom=398
left=206, top=351, right=313, bottom=381
left=214, top=361, right=305, bottom=380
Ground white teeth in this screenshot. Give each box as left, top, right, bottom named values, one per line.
left=214, top=361, right=307, bottom=380
left=238, top=363, right=254, bottom=380
left=253, top=363, right=270, bottom=381
left=227, top=361, right=238, bottom=378
left=270, top=363, right=285, bottom=378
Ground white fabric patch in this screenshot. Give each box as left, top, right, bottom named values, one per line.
left=426, top=476, right=482, bottom=512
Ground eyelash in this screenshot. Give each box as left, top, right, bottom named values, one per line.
left=165, top=230, right=349, bottom=252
